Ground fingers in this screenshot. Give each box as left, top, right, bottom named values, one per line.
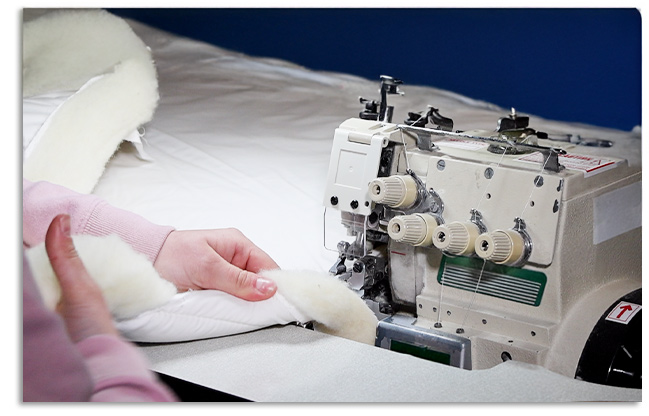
left=45, top=215, right=90, bottom=291
left=210, top=229, right=279, bottom=300
left=242, top=242, right=280, bottom=274
left=245, top=247, right=280, bottom=274
left=154, top=228, right=280, bottom=300
left=45, top=214, right=119, bottom=342
left=214, top=228, right=279, bottom=273
left=222, top=262, right=277, bottom=301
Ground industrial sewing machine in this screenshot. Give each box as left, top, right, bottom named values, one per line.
left=323, top=76, right=641, bottom=389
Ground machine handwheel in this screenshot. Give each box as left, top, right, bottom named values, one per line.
left=575, top=289, right=641, bottom=389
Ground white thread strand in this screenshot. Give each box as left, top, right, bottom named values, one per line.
left=399, top=114, right=428, bottom=310
left=520, top=151, right=551, bottom=218
left=460, top=259, right=487, bottom=329
left=399, top=129, right=412, bottom=171
left=399, top=113, right=447, bottom=324
left=436, top=270, right=445, bottom=326
left=460, top=144, right=504, bottom=326
left=399, top=113, right=427, bottom=172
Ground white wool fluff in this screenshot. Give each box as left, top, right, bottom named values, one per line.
left=26, top=233, right=377, bottom=345
left=25, top=234, right=177, bottom=320
left=22, top=9, right=159, bottom=194
left=264, top=269, right=379, bottom=344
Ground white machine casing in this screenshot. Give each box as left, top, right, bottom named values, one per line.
left=322, top=77, right=641, bottom=389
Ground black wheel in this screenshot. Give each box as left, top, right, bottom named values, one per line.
left=575, top=288, right=641, bottom=389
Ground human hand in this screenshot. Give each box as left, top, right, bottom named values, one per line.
left=154, top=229, right=279, bottom=301
left=45, top=214, right=119, bottom=343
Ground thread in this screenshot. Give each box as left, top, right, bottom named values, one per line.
left=399, top=112, right=426, bottom=171
left=520, top=152, right=551, bottom=218
left=460, top=258, right=487, bottom=330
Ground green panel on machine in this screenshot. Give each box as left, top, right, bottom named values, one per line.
left=437, top=256, right=547, bottom=306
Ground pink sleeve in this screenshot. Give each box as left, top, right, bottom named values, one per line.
left=23, top=254, right=176, bottom=402
left=22, top=255, right=95, bottom=402
left=77, top=335, right=177, bottom=402
left=23, top=178, right=174, bottom=263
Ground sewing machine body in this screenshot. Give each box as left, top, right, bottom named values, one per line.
left=323, top=77, right=641, bottom=388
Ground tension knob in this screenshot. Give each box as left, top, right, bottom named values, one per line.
left=432, top=221, right=481, bottom=256
left=388, top=213, right=438, bottom=247
left=369, top=175, right=418, bottom=208
left=475, top=230, right=526, bottom=265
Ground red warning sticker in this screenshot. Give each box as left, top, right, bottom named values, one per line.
left=605, top=302, right=642, bottom=324
left=516, top=152, right=619, bottom=176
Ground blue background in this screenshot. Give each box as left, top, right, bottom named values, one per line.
left=109, top=8, right=642, bottom=131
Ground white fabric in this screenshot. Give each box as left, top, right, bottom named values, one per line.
left=22, top=75, right=150, bottom=162
left=115, top=267, right=380, bottom=345
left=23, top=76, right=106, bottom=161
left=116, top=290, right=309, bottom=343
left=22, top=9, right=159, bottom=194
left=116, top=267, right=377, bottom=344
left=22, top=88, right=74, bottom=157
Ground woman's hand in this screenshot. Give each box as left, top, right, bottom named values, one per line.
left=154, top=229, right=279, bottom=301
left=45, top=214, right=119, bottom=342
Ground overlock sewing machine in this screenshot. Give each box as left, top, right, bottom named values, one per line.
left=323, top=76, right=641, bottom=389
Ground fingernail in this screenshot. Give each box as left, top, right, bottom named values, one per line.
left=59, top=215, right=71, bottom=237
left=254, top=277, right=276, bottom=295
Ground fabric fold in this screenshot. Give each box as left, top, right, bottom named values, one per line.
left=22, top=9, right=159, bottom=194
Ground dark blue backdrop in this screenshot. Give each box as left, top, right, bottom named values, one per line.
left=109, top=8, right=641, bottom=131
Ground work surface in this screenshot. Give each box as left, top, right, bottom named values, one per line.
left=140, top=326, right=641, bottom=402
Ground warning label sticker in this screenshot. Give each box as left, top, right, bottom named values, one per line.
left=516, top=152, right=620, bottom=177
left=605, top=302, right=641, bottom=324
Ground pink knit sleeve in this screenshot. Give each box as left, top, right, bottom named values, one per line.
left=77, top=335, right=177, bottom=402
left=23, top=178, right=174, bottom=263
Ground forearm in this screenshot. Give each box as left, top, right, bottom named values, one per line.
left=23, top=178, right=174, bottom=263
left=77, top=335, right=177, bottom=402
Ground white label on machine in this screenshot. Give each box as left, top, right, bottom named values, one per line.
left=592, top=181, right=641, bottom=245
left=436, top=138, right=490, bottom=151
left=516, top=152, right=619, bottom=177
left=605, top=302, right=641, bottom=324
